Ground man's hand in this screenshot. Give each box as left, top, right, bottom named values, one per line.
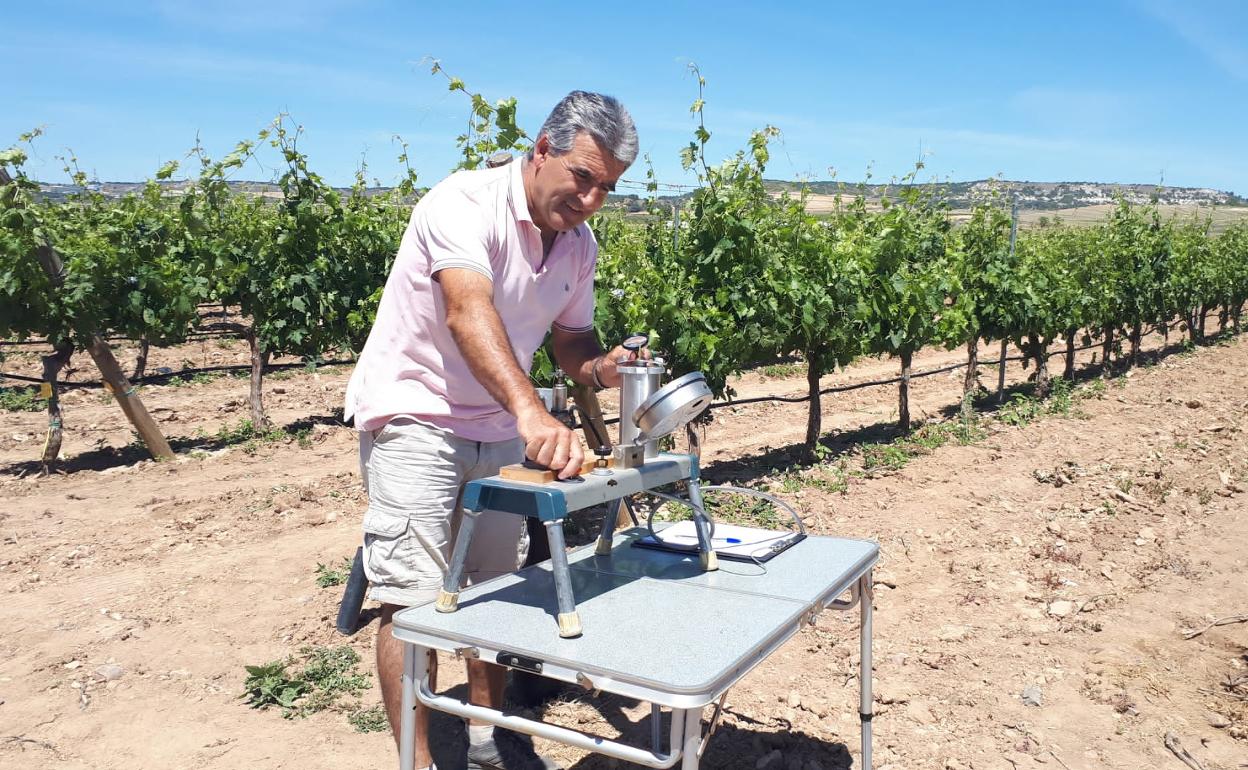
left=592, top=343, right=651, bottom=389
left=516, top=406, right=585, bottom=479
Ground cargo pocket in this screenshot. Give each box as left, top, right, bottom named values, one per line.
left=361, top=507, right=410, bottom=589
left=361, top=507, right=409, bottom=538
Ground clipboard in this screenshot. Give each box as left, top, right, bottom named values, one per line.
left=632, top=521, right=806, bottom=563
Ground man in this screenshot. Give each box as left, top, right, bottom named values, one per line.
left=344, top=91, right=638, bottom=770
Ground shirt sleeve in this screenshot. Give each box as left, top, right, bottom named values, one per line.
left=420, top=187, right=495, bottom=281
left=552, top=226, right=598, bottom=333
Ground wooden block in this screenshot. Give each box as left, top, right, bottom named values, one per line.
left=499, top=457, right=614, bottom=483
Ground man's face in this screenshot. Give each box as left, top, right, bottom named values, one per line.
left=527, top=131, right=628, bottom=234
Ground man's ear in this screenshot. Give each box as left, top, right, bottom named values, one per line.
left=532, top=134, right=550, bottom=169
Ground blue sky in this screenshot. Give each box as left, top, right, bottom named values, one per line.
left=6, top=0, right=1247, bottom=195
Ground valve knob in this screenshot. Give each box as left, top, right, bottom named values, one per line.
left=591, top=445, right=613, bottom=476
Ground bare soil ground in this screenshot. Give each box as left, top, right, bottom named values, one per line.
left=1, top=326, right=1245, bottom=770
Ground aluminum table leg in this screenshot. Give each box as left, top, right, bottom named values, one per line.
left=400, top=643, right=418, bottom=770
left=680, top=707, right=702, bottom=770
left=859, top=570, right=874, bottom=769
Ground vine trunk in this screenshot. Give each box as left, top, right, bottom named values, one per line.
left=1064, top=330, right=1077, bottom=380
left=39, top=343, right=74, bottom=473
left=1029, top=334, right=1051, bottom=398
left=804, top=354, right=823, bottom=455
left=1101, top=324, right=1114, bottom=370
left=247, top=331, right=272, bottom=432
left=962, top=337, right=978, bottom=416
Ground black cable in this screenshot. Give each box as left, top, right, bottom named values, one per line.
left=708, top=322, right=1167, bottom=410
left=0, top=319, right=1215, bottom=408
left=1, top=357, right=357, bottom=390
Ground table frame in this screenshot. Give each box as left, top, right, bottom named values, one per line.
left=394, top=541, right=875, bottom=770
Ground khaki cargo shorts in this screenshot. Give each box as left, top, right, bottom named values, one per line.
left=358, top=418, right=527, bottom=607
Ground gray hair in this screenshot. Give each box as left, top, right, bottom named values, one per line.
left=531, top=91, right=638, bottom=166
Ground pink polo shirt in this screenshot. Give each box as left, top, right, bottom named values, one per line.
left=344, top=159, right=597, bottom=441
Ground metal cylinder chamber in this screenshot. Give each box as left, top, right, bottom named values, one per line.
left=617, top=358, right=665, bottom=457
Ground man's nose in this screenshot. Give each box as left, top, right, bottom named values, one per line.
left=581, top=187, right=606, bottom=211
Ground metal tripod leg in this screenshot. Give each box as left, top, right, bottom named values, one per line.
left=435, top=508, right=480, bottom=613
left=594, top=499, right=619, bottom=555
left=685, top=481, right=718, bottom=572
left=544, top=519, right=582, bottom=637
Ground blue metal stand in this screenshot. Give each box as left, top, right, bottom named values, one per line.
left=435, top=453, right=701, bottom=638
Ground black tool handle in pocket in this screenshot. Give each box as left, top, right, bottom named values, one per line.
left=335, top=546, right=368, bottom=635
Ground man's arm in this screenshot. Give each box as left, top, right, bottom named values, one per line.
left=551, top=327, right=639, bottom=390
left=439, top=268, right=584, bottom=479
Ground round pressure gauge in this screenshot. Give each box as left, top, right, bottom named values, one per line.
left=622, top=333, right=650, bottom=352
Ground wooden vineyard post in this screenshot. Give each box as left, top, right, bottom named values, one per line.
left=898, top=350, right=913, bottom=432
left=998, top=339, right=1008, bottom=404
left=1, top=167, right=175, bottom=463
left=86, top=335, right=174, bottom=460
left=999, top=197, right=1020, bottom=405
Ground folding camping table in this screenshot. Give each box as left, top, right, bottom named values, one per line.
left=391, top=527, right=878, bottom=769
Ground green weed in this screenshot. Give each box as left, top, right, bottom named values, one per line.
left=907, top=422, right=950, bottom=452
left=998, top=393, right=1044, bottom=426
left=295, top=646, right=372, bottom=717
left=1046, top=377, right=1075, bottom=415
left=704, top=490, right=788, bottom=529
left=806, top=462, right=850, bottom=494
left=167, top=371, right=224, bottom=387
left=315, top=557, right=354, bottom=588
left=210, top=418, right=286, bottom=445
left=758, top=362, right=805, bottom=379
left=774, top=457, right=849, bottom=495
left=0, top=386, right=46, bottom=412
left=348, top=705, right=389, bottom=733
left=948, top=412, right=988, bottom=444
left=271, top=361, right=320, bottom=381
left=242, top=645, right=372, bottom=720
left=861, top=442, right=911, bottom=472
left=777, top=472, right=803, bottom=494
left=241, top=660, right=309, bottom=712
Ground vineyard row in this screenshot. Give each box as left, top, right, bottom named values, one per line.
left=3, top=111, right=1246, bottom=466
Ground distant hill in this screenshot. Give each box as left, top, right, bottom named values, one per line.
left=36, top=177, right=1248, bottom=212
left=34, top=179, right=407, bottom=205
left=759, top=179, right=1248, bottom=210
